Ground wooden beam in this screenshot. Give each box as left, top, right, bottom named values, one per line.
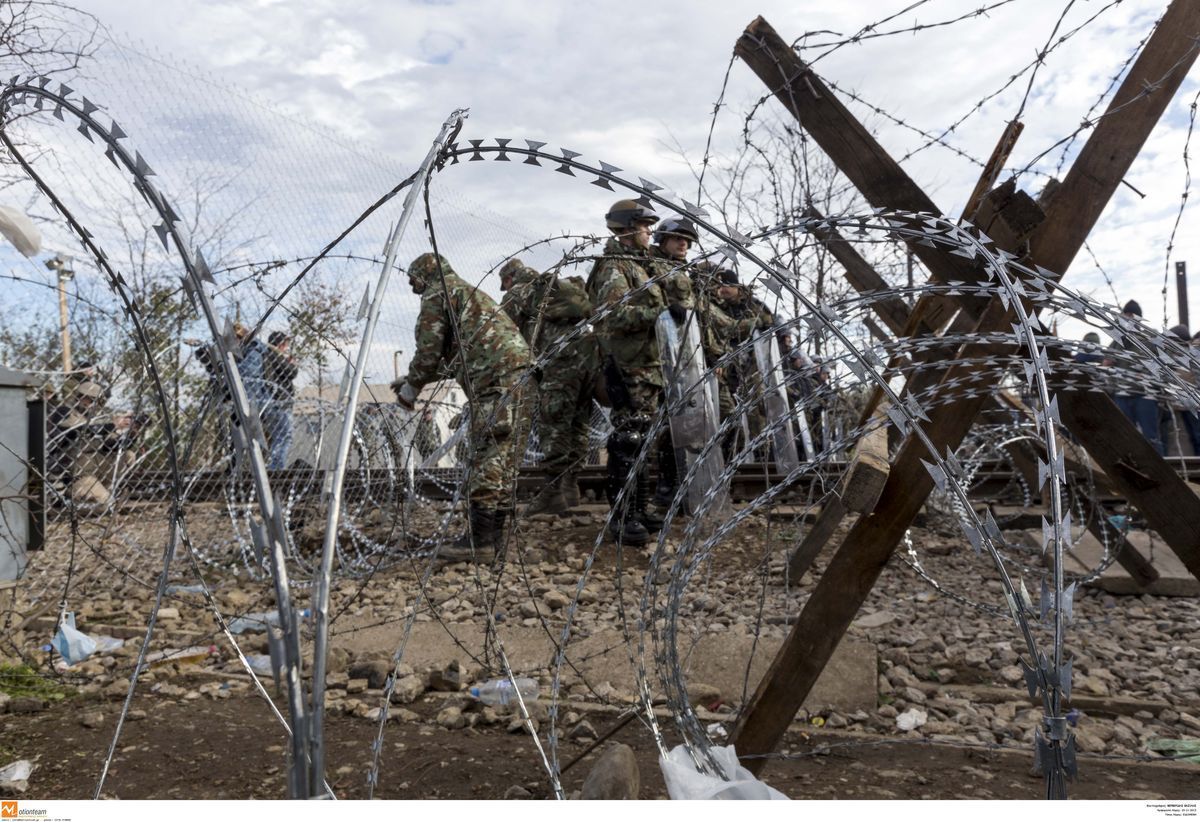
left=804, top=206, right=911, bottom=335
left=735, top=300, right=1014, bottom=772
left=1029, top=0, right=1200, bottom=277
left=1059, top=390, right=1200, bottom=583
left=735, top=17, right=989, bottom=331
left=730, top=3, right=1200, bottom=774
left=787, top=405, right=890, bottom=580
left=961, top=119, right=1024, bottom=224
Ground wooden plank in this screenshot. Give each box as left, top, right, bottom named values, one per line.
left=1028, top=0, right=1200, bottom=278
left=842, top=418, right=889, bottom=514
left=787, top=406, right=890, bottom=580
left=961, top=119, right=1024, bottom=223
left=786, top=494, right=845, bottom=581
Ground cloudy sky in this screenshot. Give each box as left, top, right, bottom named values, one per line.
left=7, top=0, right=1199, bottom=382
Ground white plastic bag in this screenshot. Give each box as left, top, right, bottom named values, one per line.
left=50, top=612, right=97, bottom=666
left=0, top=759, right=34, bottom=793
left=659, top=744, right=789, bottom=800
left=896, top=707, right=928, bottom=731
left=0, top=205, right=41, bottom=257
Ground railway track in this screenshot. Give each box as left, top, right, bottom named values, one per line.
left=110, top=457, right=1200, bottom=506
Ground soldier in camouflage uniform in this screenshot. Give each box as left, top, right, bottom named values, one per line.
left=500, top=259, right=598, bottom=514
left=499, top=257, right=538, bottom=298
left=392, top=253, right=531, bottom=562
left=692, top=264, right=756, bottom=460
left=713, top=268, right=774, bottom=459
left=586, top=199, right=677, bottom=545
left=648, top=217, right=700, bottom=509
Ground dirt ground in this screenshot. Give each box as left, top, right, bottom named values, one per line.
left=3, top=503, right=1200, bottom=801
left=2, top=688, right=1197, bottom=800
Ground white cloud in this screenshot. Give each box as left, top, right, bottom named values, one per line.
left=37, top=0, right=1200, bottom=347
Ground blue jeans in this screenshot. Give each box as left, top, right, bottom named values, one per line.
left=1114, top=394, right=1164, bottom=455
left=261, top=404, right=293, bottom=470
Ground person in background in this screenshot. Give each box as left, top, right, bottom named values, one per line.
left=262, top=330, right=299, bottom=470
left=1106, top=300, right=1164, bottom=454
left=47, top=379, right=140, bottom=511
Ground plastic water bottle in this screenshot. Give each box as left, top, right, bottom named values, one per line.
left=469, top=677, right=539, bottom=707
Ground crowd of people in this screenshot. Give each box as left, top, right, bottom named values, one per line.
left=1078, top=299, right=1200, bottom=457
left=389, top=200, right=825, bottom=562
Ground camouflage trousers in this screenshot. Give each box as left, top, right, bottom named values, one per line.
left=465, top=386, right=522, bottom=507
left=610, top=371, right=662, bottom=434
left=536, top=349, right=596, bottom=474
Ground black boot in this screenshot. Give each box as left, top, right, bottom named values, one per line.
left=492, top=507, right=509, bottom=560
left=606, top=430, right=650, bottom=546
left=525, top=473, right=568, bottom=515
left=637, top=468, right=664, bottom=533
left=653, top=432, right=678, bottom=509
left=561, top=471, right=581, bottom=508
left=437, top=504, right=497, bottom=563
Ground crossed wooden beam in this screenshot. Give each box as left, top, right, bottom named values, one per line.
left=729, top=2, right=1200, bottom=777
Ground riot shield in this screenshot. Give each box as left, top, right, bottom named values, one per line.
left=656, top=310, right=730, bottom=518
left=752, top=333, right=810, bottom=469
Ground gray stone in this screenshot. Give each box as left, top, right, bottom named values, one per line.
left=390, top=675, right=425, bottom=704
left=1073, top=726, right=1109, bottom=753
left=80, top=711, right=104, bottom=729
left=508, top=716, right=539, bottom=734
left=543, top=590, right=570, bottom=611
left=504, top=785, right=532, bottom=799
left=999, top=665, right=1024, bottom=684
left=9, top=696, right=45, bottom=714
left=570, top=720, right=599, bottom=740
left=429, top=661, right=461, bottom=691
left=349, top=659, right=391, bottom=690
left=854, top=610, right=898, bottom=629
left=581, top=743, right=640, bottom=800
left=436, top=705, right=467, bottom=730
left=687, top=683, right=721, bottom=707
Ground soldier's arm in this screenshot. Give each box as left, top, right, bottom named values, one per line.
left=499, top=286, right=525, bottom=329
left=664, top=269, right=695, bottom=310
left=404, top=292, right=449, bottom=390
left=596, top=263, right=663, bottom=333
left=542, top=278, right=591, bottom=322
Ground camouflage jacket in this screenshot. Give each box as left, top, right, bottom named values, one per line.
left=501, top=271, right=592, bottom=355
left=586, top=237, right=667, bottom=373
left=649, top=246, right=695, bottom=309
left=404, top=268, right=531, bottom=395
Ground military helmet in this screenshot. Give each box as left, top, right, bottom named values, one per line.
left=654, top=217, right=699, bottom=246
left=499, top=258, right=537, bottom=288
left=407, top=252, right=452, bottom=286
left=605, top=199, right=658, bottom=231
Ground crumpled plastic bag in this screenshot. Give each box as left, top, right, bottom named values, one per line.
left=896, top=707, right=928, bottom=731
left=659, top=744, right=789, bottom=800
left=0, top=759, right=35, bottom=794
left=50, top=613, right=97, bottom=666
